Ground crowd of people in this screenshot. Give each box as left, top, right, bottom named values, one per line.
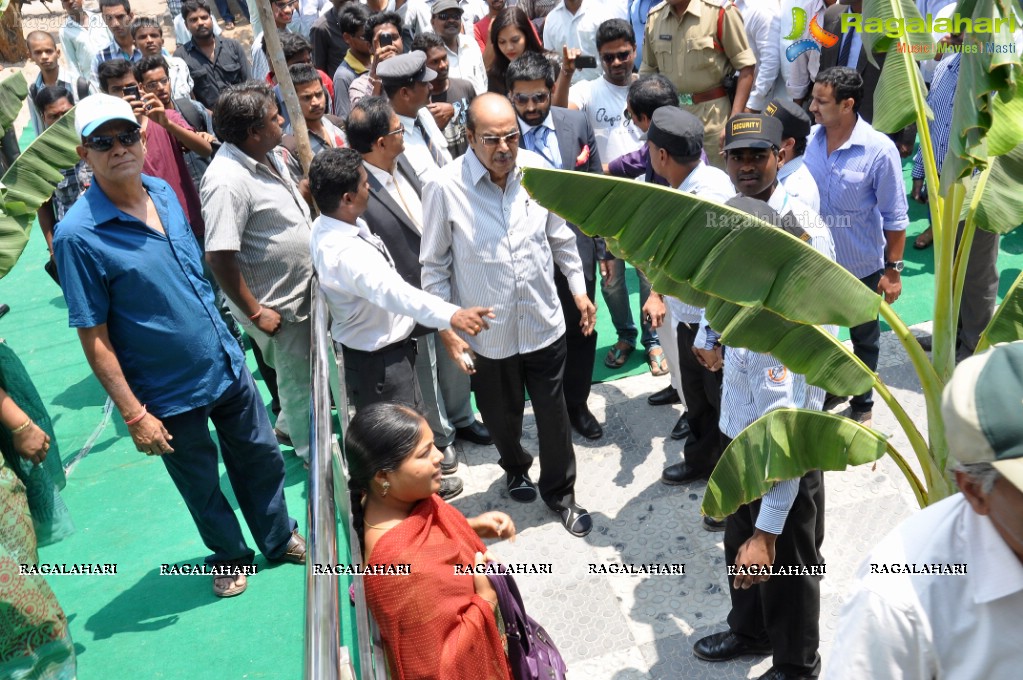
left=6, top=0, right=1022, bottom=679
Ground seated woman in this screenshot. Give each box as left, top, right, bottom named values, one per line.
left=346, top=402, right=516, bottom=680
left=486, top=6, right=544, bottom=96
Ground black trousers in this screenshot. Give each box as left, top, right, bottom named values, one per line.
left=555, top=269, right=597, bottom=408
left=342, top=338, right=423, bottom=411
left=675, top=322, right=725, bottom=473
left=471, top=336, right=577, bottom=510
left=724, top=460, right=825, bottom=678
left=849, top=269, right=883, bottom=411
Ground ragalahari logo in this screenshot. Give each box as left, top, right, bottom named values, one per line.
left=785, top=7, right=840, bottom=62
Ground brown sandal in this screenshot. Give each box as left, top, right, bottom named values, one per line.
left=914, top=226, right=933, bottom=249
left=213, top=573, right=247, bottom=598
left=647, top=347, right=669, bottom=376
left=604, top=340, right=635, bottom=368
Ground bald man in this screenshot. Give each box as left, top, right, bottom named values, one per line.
left=421, top=94, right=597, bottom=537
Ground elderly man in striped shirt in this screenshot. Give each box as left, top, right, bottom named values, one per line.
left=421, top=93, right=597, bottom=537
left=692, top=115, right=835, bottom=680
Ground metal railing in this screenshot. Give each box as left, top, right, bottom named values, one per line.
left=305, top=284, right=390, bottom=680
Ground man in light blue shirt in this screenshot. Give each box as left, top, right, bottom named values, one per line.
left=804, top=67, right=908, bottom=426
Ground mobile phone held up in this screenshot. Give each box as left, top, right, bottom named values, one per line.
left=575, top=55, right=597, bottom=69
left=378, top=33, right=394, bottom=47
left=123, top=84, right=140, bottom=99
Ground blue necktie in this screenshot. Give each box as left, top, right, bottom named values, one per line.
left=525, top=125, right=561, bottom=169
left=838, top=22, right=857, bottom=67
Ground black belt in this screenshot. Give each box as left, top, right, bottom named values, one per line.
left=342, top=335, right=416, bottom=357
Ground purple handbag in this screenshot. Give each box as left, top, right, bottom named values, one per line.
left=487, top=563, right=568, bottom=680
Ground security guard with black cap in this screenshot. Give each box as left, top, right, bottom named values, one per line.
left=639, top=0, right=756, bottom=169
left=690, top=115, right=832, bottom=680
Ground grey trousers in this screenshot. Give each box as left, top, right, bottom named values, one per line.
left=415, top=332, right=475, bottom=448
left=958, top=223, right=1001, bottom=352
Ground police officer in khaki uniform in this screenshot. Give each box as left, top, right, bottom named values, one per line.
left=639, top=0, right=756, bottom=168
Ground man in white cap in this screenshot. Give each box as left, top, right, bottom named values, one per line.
left=825, top=341, right=1023, bottom=679
left=53, top=94, right=305, bottom=599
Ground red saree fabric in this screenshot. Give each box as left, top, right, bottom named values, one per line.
left=365, top=495, right=513, bottom=680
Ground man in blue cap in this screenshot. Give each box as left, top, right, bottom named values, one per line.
left=54, top=94, right=305, bottom=599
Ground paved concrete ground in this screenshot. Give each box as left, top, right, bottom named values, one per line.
left=447, top=324, right=935, bottom=679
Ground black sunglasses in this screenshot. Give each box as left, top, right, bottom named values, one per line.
left=436, top=11, right=462, bottom=21
left=83, top=128, right=142, bottom=152
left=601, top=50, right=632, bottom=65
left=510, top=91, right=550, bottom=106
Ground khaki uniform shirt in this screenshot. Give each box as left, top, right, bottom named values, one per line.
left=640, top=0, right=755, bottom=161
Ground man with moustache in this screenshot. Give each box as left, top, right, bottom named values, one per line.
left=412, top=32, right=477, bottom=159
left=175, top=0, right=252, bottom=111
left=692, top=114, right=834, bottom=680
left=54, top=94, right=305, bottom=599
left=430, top=0, right=488, bottom=95
left=506, top=51, right=604, bottom=440
left=421, top=94, right=597, bottom=537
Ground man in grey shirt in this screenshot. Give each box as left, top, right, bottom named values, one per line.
left=202, top=82, right=315, bottom=464
left=421, top=93, right=597, bottom=537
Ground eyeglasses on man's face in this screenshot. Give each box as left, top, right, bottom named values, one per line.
left=510, top=91, right=550, bottom=106
left=143, top=77, right=170, bottom=92
left=479, top=131, right=520, bottom=147
left=384, top=126, right=405, bottom=137
left=273, top=0, right=298, bottom=9
left=83, top=128, right=142, bottom=152
left=436, top=11, right=463, bottom=21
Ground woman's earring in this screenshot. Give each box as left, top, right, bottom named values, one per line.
left=381, top=480, right=391, bottom=497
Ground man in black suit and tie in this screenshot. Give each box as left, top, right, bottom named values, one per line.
left=505, top=51, right=605, bottom=440
left=346, top=96, right=492, bottom=479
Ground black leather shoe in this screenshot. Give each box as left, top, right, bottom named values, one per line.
left=916, top=334, right=933, bottom=351
left=822, top=393, right=847, bottom=411
left=670, top=415, right=690, bottom=440
left=552, top=502, right=592, bottom=537
left=455, top=419, right=492, bottom=446
left=647, top=385, right=681, bottom=406
left=661, top=462, right=709, bottom=485
left=439, top=445, right=458, bottom=475
left=568, top=404, right=603, bottom=439
left=756, top=667, right=813, bottom=680
left=507, top=473, right=537, bottom=503
left=693, top=630, right=772, bottom=662
left=702, top=516, right=727, bottom=532
left=438, top=476, right=464, bottom=500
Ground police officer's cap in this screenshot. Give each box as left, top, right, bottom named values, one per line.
left=377, top=52, right=437, bottom=85
left=764, top=99, right=811, bottom=142
left=647, top=106, right=704, bottom=160
left=723, top=114, right=783, bottom=152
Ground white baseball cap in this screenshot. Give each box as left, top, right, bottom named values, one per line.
left=74, top=93, right=140, bottom=138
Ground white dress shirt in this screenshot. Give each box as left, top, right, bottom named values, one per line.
left=542, top=0, right=627, bottom=83
left=777, top=155, right=820, bottom=213
left=310, top=214, right=458, bottom=350
left=421, top=148, right=586, bottom=359
left=825, top=493, right=1023, bottom=680
left=736, top=0, right=785, bottom=111
left=779, top=0, right=824, bottom=100
left=398, top=110, right=454, bottom=180
left=364, top=160, right=425, bottom=232
left=446, top=34, right=488, bottom=95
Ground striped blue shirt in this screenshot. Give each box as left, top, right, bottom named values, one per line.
left=804, top=117, right=909, bottom=279
left=912, top=54, right=959, bottom=180
left=421, top=149, right=587, bottom=360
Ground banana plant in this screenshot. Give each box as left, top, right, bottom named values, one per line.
left=0, top=72, right=83, bottom=278
left=522, top=0, right=1023, bottom=516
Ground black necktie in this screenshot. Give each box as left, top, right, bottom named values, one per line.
left=414, top=117, right=446, bottom=167
left=838, top=22, right=857, bottom=67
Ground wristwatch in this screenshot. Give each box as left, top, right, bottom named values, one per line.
left=885, top=260, right=905, bottom=273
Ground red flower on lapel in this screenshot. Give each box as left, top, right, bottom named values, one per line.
left=575, top=144, right=591, bottom=168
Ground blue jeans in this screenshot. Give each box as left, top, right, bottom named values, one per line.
left=159, top=367, right=297, bottom=565
left=213, top=0, right=249, bottom=24
left=599, top=259, right=659, bottom=350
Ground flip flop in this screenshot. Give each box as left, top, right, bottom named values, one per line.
left=224, top=21, right=235, bottom=30
left=604, top=340, right=634, bottom=368
left=647, top=347, right=669, bottom=376
left=914, top=226, right=933, bottom=249
left=213, top=573, right=247, bottom=597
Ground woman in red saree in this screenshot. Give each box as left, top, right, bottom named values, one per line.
left=345, top=403, right=516, bottom=680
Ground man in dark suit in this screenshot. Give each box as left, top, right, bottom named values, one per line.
left=345, top=96, right=492, bottom=477
left=506, top=51, right=605, bottom=440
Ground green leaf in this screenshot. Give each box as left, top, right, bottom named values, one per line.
left=0, top=71, right=28, bottom=136
left=978, top=269, right=1023, bottom=348
left=0, top=111, right=82, bottom=279
left=860, top=0, right=935, bottom=67
left=701, top=409, right=889, bottom=518
left=522, top=169, right=881, bottom=328
left=705, top=300, right=876, bottom=396
left=871, top=45, right=933, bottom=133
left=962, top=142, right=1023, bottom=234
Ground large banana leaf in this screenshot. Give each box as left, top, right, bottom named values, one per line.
left=0, top=112, right=82, bottom=278
left=860, top=0, right=935, bottom=67
left=0, top=72, right=27, bottom=137
left=705, top=299, right=876, bottom=396
left=962, top=142, right=1023, bottom=234
left=977, top=270, right=1023, bottom=349
left=522, top=169, right=880, bottom=328
left=701, top=409, right=891, bottom=518
left=940, top=0, right=1023, bottom=189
